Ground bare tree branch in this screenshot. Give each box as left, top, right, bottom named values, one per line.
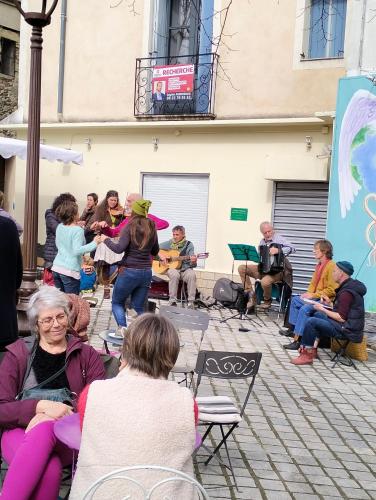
left=110, top=0, right=139, bottom=15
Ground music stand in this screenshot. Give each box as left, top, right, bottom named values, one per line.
left=220, top=244, right=261, bottom=326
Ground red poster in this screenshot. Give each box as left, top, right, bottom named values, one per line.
left=152, top=64, right=194, bottom=101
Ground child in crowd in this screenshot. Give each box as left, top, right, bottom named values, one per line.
left=80, top=255, right=97, bottom=294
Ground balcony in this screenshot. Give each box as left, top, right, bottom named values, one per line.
left=134, top=53, right=218, bottom=120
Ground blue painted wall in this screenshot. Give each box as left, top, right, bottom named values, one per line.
left=327, top=76, right=376, bottom=311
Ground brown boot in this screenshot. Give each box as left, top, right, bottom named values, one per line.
left=291, top=347, right=314, bottom=365
left=258, top=300, right=272, bottom=310
left=310, top=347, right=319, bottom=359
left=103, top=286, right=111, bottom=300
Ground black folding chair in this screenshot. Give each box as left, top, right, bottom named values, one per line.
left=193, top=350, right=262, bottom=490
left=331, top=337, right=358, bottom=369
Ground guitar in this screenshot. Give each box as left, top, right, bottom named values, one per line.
left=153, top=249, right=209, bottom=274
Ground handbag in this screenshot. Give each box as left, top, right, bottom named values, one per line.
left=16, top=344, right=75, bottom=405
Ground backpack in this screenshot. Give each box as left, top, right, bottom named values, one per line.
left=213, top=278, right=247, bottom=312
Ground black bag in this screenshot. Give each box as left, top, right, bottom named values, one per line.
left=213, top=278, right=247, bottom=312
left=16, top=336, right=76, bottom=405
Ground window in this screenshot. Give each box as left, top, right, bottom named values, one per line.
left=0, top=38, right=16, bottom=76
left=152, top=0, right=203, bottom=59
left=307, top=0, right=347, bottom=59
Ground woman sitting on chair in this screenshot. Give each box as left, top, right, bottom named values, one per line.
left=70, top=313, right=198, bottom=499
left=0, top=286, right=105, bottom=500
left=281, top=239, right=337, bottom=350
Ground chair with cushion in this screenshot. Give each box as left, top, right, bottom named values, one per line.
left=193, top=350, right=262, bottom=490
left=81, top=465, right=210, bottom=499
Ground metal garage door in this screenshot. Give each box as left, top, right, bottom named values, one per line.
left=272, top=181, right=329, bottom=294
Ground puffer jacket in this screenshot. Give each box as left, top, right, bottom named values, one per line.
left=0, top=335, right=105, bottom=429
left=43, top=209, right=59, bottom=266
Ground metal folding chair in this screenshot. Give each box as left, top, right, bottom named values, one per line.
left=82, top=465, right=210, bottom=499
left=193, top=350, right=262, bottom=490
left=331, top=337, right=358, bottom=369
left=160, top=306, right=210, bottom=349
left=255, top=280, right=291, bottom=319
left=160, top=306, right=210, bottom=386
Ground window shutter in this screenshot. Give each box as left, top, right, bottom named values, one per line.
left=142, top=174, right=209, bottom=267
left=273, top=181, right=329, bottom=293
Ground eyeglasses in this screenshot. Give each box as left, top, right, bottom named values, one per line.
left=38, top=313, right=67, bottom=328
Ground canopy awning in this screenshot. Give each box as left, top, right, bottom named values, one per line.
left=0, top=137, right=83, bottom=165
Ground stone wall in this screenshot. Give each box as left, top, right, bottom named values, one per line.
left=0, top=38, right=19, bottom=121
left=195, top=269, right=242, bottom=298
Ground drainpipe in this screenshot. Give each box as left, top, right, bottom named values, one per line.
left=357, top=0, right=367, bottom=74
left=57, top=0, right=67, bottom=121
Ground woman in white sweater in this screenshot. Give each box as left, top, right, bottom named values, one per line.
left=70, top=313, right=198, bottom=499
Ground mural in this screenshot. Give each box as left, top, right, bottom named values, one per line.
left=327, top=76, right=376, bottom=311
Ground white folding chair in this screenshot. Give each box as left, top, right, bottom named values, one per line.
left=81, top=465, right=210, bottom=499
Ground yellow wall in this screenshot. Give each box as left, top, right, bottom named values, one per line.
left=19, top=0, right=344, bottom=123
left=12, top=121, right=332, bottom=273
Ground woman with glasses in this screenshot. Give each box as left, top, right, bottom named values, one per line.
left=0, top=286, right=105, bottom=500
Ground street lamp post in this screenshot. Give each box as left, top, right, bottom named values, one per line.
left=14, top=0, right=59, bottom=334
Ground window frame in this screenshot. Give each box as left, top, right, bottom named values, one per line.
left=0, top=37, right=16, bottom=77
left=303, top=0, right=347, bottom=62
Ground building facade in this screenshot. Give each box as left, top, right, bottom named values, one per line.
left=0, top=0, right=20, bottom=194
left=0, top=0, right=19, bottom=122
left=1, top=0, right=364, bottom=296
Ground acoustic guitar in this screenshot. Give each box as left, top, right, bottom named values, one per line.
left=153, top=249, right=209, bottom=274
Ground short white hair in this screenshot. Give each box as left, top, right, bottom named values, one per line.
left=27, top=285, right=70, bottom=332
left=260, top=221, right=273, bottom=231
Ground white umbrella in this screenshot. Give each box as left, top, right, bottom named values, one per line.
left=0, top=136, right=83, bottom=165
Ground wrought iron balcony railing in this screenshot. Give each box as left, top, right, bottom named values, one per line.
left=134, top=53, right=218, bottom=119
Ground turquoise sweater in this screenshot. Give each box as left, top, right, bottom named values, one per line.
left=53, top=224, right=97, bottom=273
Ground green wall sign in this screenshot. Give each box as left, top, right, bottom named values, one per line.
left=230, top=207, right=248, bottom=221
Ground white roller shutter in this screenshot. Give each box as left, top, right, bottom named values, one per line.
left=142, top=173, right=209, bottom=267
left=272, top=181, right=329, bottom=294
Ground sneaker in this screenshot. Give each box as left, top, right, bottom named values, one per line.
left=283, top=340, right=300, bottom=350
left=167, top=298, right=177, bottom=307
left=187, top=301, right=195, bottom=309
left=116, top=326, right=127, bottom=338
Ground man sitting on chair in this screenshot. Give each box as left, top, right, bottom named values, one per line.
left=159, top=225, right=197, bottom=308
left=290, top=261, right=366, bottom=366
left=238, top=221, right=295, bottom=312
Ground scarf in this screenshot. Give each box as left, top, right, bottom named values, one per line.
left=171, top=237, right=187, bottom=251
left=312, top=258, right=330, bottom=292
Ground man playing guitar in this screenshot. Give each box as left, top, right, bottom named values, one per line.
left=159, top=225, right=198, bottom=308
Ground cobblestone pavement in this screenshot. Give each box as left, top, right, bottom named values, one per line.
left=88, top=289, right=376, bottom=500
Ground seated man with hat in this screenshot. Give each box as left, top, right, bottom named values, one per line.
left=290, top=261, right=366, bottom=366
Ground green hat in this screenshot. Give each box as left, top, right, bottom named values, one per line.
left=132, top=199, right=151, bottom=217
